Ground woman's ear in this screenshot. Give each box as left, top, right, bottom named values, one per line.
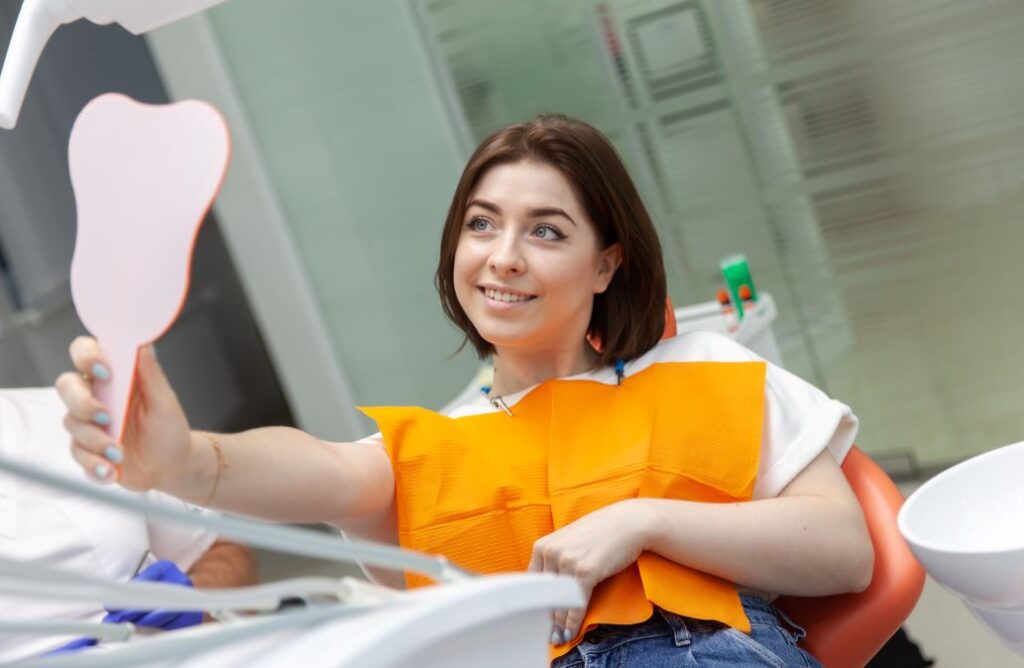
left=594, top=243, right=623, bottom=294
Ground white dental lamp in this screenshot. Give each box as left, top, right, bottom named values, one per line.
left=0, top=0, right=230, bottom=129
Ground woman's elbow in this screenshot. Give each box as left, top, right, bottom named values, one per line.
left=835, top=498, right=875, bottom=593
left=823, top=508, right=875, bottom=593
left=839, top=514, right=875, bottom=592
left=847, top=540, right=875, bottom=592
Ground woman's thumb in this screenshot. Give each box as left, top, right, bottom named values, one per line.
left=135, top=344, right=178, bottom=414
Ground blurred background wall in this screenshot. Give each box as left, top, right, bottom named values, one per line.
left=2, top=0, right=1023, bottom=469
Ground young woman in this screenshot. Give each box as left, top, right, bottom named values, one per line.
left=56, top=114, right=872, bottom=666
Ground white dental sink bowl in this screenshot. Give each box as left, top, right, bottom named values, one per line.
left=967, top=599, right=1024, bottom=654
left=899, top=440, right=1024, bottom=655
left=898, top=440, right=1024, bottom=607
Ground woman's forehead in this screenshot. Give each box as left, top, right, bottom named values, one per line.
left=470, top=161, right=581, bottom=209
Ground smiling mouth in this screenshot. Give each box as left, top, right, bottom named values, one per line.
left=480, top=287, right=536, bottom=303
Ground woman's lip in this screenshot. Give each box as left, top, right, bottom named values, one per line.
left=478, top=286, right=537, bottom=306
left=478, top=285, right=535, bottom=298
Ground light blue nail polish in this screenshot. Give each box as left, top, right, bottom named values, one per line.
left=550, top=630, right=561, bottom=645
left=104, top=446, right=123, bottom=463
left=563, top=629, right=573, bottom=643
left=94, top=463, right=109, bottom=480
left=91, top=363, right=110, bottom=381
left=93, top=411, right=111, bottom=426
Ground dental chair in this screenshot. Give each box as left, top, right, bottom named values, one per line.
left=775, top=446, right=926, bottom=667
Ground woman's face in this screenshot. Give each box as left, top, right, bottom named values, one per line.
left=453, top=160, right=621, bottom=355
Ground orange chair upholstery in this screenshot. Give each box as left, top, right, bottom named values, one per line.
left=775, top=446, right=927, bottom=667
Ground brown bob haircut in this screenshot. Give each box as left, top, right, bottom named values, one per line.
left=435, top=114, right=667, bottom=368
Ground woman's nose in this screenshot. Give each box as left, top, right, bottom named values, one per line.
left=489, top=234, right=525, bottom=275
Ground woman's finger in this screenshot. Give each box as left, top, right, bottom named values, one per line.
left=530, top=541, right=561, bottom=643
left=54, top=371, right=110, bottom=425
left=544, top=548, right=572, bottom=644
left=70, top=442, right=119, bottom=484
left=69, top=336, right=110, bottom=380
left=552, top=605, right=571, bottom=644
left=562, top=606, right=587, bottom=645
left=528, top=537, right=549, bottom=573
left=63, top=413, right=123, bottom=464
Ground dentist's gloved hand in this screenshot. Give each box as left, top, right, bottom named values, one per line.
left=102, top=560, right=203, bottom=630
left=44, top=637, right=98, bottom=655
left=43, top=560, right=201, bottom=656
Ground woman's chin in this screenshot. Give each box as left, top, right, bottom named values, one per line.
left=474, top=319, right=587, bottom=353
left=475, top=326, right=539, bottom=350
left=479, top=332, right=528, bottom=349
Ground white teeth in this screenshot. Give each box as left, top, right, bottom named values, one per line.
left=485, top=288, right=531, bottom=303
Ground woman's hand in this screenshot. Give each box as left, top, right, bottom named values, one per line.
left=55, top=337, right=193, bottom=491
left=528, top=499, right=650, bottom=646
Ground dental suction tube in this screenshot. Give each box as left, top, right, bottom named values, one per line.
left=0, top=0, right=229, bottom=130
left=0, top=0, right=76, bottom=129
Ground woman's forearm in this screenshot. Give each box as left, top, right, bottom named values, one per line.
left=160, top=427, right=394, bottom=524
left=635, top=494, right=873, bottom=596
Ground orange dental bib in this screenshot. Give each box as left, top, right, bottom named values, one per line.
left=362, top=360, right=766, bottom=657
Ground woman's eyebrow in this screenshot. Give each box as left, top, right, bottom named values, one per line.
left=467, top=198, right=500, bottom=213
left=528, top=207, right=577, bottom=226
left=466, top=199, right=577, bottom=227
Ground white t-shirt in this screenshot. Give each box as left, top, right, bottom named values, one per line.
left=351, top=331, right=857, bottom=589
left=0, top=388, right=219, bottom=661
left=441, top=331, right=859, bottom=500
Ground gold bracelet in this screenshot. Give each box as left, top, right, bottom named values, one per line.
left=201, top=433, right=228, bottom=507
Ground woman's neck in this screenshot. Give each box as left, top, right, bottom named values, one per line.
left=489, top=342, right=598, bottom=397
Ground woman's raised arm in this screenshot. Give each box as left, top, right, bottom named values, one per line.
left=54, top=337, right=394, bottom=524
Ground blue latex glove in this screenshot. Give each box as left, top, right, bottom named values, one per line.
left=102, top=560, right=203, bottom=631
left=43, top=637, right=98, bottom=655
left=41, top=560, right=201, bottom=656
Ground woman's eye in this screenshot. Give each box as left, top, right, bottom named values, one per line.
left=534, top=224, right=565, bottom=240
left=467, top=217, right=492, bottom=232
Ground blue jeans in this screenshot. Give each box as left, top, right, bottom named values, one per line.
left=550, top=594, right=823, bottom=667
